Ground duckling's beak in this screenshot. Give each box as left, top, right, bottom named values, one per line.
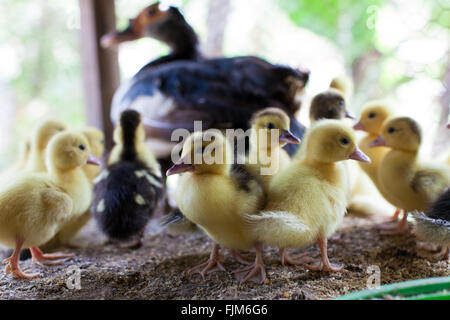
left=348, top=147, right=371, bottom=163
left=279, top=130, right=301, bottom=144
left=86, top=154, right=101, bottom=166
left=345, top=110, right=356, bottom=119
left=101, top=20, right=140, bottom=48
left=367, top=135, right=386, bottom=148
left=166, top=160, right=195, bottom=176
left=353, top=121, right=365, bottom=131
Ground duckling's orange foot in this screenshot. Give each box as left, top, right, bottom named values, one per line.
left=30, top=247, right=74, bottom=266
left=417, top=245, right=449, bottom=261
left=306, top=260, right=344, bottom=273
left=279, top=248, right=312, bottom=266
left=231, top=250, right=252, bottom=265
left=232, top=263, right=266, bottom=284
left=378, top=219, right=409, bottom=235
left=187, top=243, right=226, bottom=279
left=187, top=259, right=226, bottom=279
left=4, top=261, right=40, bottom=279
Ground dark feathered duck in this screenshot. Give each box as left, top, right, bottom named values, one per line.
left=101, top=2, right=309, bottom=161
left=92, top=110, right=162, bottom=248
left=413, top=188, right=450, bottom=260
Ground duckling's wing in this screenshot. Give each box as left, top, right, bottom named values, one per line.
left=231, top=164, right=265, bottom=210
left=243, top=211, right=310, bottom=248
left=411, top=168, right=450, bottom=204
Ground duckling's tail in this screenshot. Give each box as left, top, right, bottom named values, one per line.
left=159, top=209, right=199, bottom=235
left=243, top=211, right=311, bottom=248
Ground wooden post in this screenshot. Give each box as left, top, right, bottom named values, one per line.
left=79, top=0, right=120, bottom=150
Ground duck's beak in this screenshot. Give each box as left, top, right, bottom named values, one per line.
left=279, top=130, right=301, bottom=144
left=348, top=147, right=371, bottom=163
left=100, top=20, right=141, bottom=48
left=86, top=154, right=101, bottom=166
left=345, top=110, right=356, bottom=119
left=367, top=135, right=386, bottom=148
left=166, top=159, right=195, bottom=176
left=353, top=121, right=366, bottom=131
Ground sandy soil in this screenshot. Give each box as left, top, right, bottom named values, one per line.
left=0, top=215, right=448, bottom=300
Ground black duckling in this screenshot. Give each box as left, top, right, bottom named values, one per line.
left=413, top=188, right=450, bottom=260
left=92, top=110, right=162, bottom=248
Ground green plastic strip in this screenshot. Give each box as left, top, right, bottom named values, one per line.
left=336, top=276, right=450, bottom=300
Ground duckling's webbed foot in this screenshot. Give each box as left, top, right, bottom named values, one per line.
left=279, top=248, right=312, bottom=266
left=305, top=238, right=343, bottom=273
left=417, top=244, right=449, bottom=261
left=30, top=247, right=74, bottom=266
left=187, top=243, right=226, bottom=279
left=233, top=243, right=266, bottom=284
left=378, top=211, right=409, bottom=235
left=3, top=238, right=40, bottom=279
left=231, top=250, right=252, bottom=265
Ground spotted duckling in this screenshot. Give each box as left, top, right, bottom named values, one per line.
left=92, top=110, right=162, bottom=248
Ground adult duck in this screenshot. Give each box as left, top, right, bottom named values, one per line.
left=101, top=2, right=309, bottom=160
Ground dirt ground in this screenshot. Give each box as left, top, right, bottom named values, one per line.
left=0, top=214, right=448, bottom=300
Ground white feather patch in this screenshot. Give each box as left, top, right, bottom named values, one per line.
left=93, top=169, right=109, bottom=184
left=96, top=199, right=105, bottom=213
left=135, top=194, right=146, bottom=206
left=135, top=170, right=163, bottom=188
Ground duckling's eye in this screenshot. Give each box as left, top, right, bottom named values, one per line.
left=388, top=127, right=395, bottom=134
left=266, top=123, right=275, bottom=130
left=368, top=113, right=376, bottom=119
left=147, top=7, right=156, bottom=16
left=78, top=144, right=86, bottom=151
left=58, top=128, right=64, bottom=132
left=340, top=137, right=349, bottom=145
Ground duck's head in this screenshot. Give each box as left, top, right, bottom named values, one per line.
left=250, top=108, right=301, bottom=148
left=167, top=131, right=232, bottom=176
left=369, top=117, right=421, bottom=152
left=101, top=2, right=197, bottom=51
left=309, top=89, right=354, bottom=123
left=46, top=132, right=100, bottom=172
left=113, top=110, right=146, bottom=147
left=304, top=120, right=370, bottom=164
left=33, top=120, right=67, bottom=150
left=353, top=102, right=392, bottom=135
left=81, top=127, right=105, bottom=158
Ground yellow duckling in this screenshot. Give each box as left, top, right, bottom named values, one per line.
left=167, top=131, right=266, bottom=283
left=245, top=120, right=371, bottom=272
left=245, top=108, right=300, bottom=193
left=368, top=117, right=450, bottom=234
left=25, top=120, right=67, bottom=172
left=329, top=75, right=354, bottom=104
left=0, top=132, right=98, bottom=279
left=353, top=102, right=402, bottom=223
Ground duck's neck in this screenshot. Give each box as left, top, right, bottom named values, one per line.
left=300, top=159, right=340, bottom=185
left=50, top=167, right=87, bottom=195
left=384, top=149, right=418, bottom=170
left=138, top=14, right=200, bottom=74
